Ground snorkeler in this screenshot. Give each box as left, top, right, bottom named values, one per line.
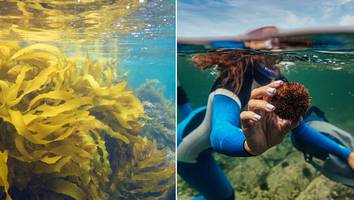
left=177, top=50, right=354, bottom=200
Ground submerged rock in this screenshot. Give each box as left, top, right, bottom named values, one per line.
left=178, top=137, right=354, bottom=199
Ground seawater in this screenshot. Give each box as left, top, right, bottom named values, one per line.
left=0, top=1, right=175, bottom=200
left=0, top=0, right=175, bottom=99
left=178, top=50, right=354, bottom=133
left=119, top=0, right=175, bottom=99
left=177, top=45, right=354, bottom=199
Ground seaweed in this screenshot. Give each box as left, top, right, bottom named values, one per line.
left=0, top=151, right=10, bottom=200
left=109, top=138, right=175, bottom=200
left=136, top=80, right=175, bottom=151
left=0, top=43, right=174, bottom=200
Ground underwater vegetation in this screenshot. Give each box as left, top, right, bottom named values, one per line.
left=0, top=42, right=174, bottom=200
left=136, top=80, right=175, bottom=151
left=271, top=82, right=311, bottom=121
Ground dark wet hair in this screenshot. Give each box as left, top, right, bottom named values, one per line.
left=192, top=50, right=280, bottom=94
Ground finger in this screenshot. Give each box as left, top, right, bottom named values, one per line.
left=248, top=99, right=275, bottom=112
left=250, top=85, right=277, bottom=100
left=241, top=111, right=261, bottom=122
left=250, top=80, right=283, bottom=100
left=241, top=111, right=261, bottom=129
left=268, top=80, right=284, bottom=88
left=242, top=120, right=257, bottom=131
left=278, top=118, right=292, bottom=128
left=279, top=116, right=302, bottom=128
left=277, top=118, right=293, bottom=134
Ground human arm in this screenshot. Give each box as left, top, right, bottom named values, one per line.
left=292, top=121, right=354, bottom=169
left=209, top=93, right=250, bottom=156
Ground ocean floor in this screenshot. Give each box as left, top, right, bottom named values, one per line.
left=177, top=137, right=354, bottom=200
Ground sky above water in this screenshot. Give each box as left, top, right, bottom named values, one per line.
left=178, top=0, right=354, bottom=37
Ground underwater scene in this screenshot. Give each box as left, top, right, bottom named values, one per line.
left=177, top=32, right=354, bottom=200
left=0, top=1, right=175, bottom=200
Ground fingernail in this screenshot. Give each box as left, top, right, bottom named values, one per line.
left=253, top=114, right=261, bottom=120
left=266, top=104, right=275, bottom=111
left=274, top=80, right=283, bottom=85
left=267, top=87, right=276, bottom=94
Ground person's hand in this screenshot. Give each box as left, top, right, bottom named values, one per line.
left=347, top=152, right=354, bottom=170
left=240, top=81, right=300, bottom=155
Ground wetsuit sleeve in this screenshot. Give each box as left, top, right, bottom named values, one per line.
left=292, top=121, right=352, bottom=160
left=210, top=94, right=250, bottom=157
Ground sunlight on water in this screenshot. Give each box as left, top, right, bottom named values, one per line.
left=0, top=0, right=141, bottom=62
left=0, top=1, right=141, bottom=42
left=0, top=0, right=176, bottom=98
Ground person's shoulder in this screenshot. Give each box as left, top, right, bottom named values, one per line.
left=211, top=88, right=241, bottom=108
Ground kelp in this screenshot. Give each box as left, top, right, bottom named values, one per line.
left=136, top=80, right=175, bottom=151
left=109, top=137, right=175, bottom=200
left=0, top=151, right=11, bottom=200
left=0, top=43, right=174, bottom=200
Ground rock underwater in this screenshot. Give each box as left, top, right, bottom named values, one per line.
left=178, top=137, right=354, bottom=200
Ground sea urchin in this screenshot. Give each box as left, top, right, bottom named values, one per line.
left=271, top=82, right=311, bottom=121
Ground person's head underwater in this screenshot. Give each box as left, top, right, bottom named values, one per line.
left=191, top=50, right=282, bottom=94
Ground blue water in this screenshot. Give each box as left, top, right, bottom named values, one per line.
left=120, top=0, right=175, bottom=100
left=120, top=35, right=175, bottom=99
left=10, top=0, right=176, bottom=100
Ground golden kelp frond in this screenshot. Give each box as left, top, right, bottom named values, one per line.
left=0, top=43, right=151, bottom=200
left=110, top=137, right=175, bottom=200
left=0, top=151, right=12, bottom=200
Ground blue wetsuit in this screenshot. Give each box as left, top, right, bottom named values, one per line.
left=291, top=121, right=351, bottom=161
left=177, top=69, right=352, bottom=200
